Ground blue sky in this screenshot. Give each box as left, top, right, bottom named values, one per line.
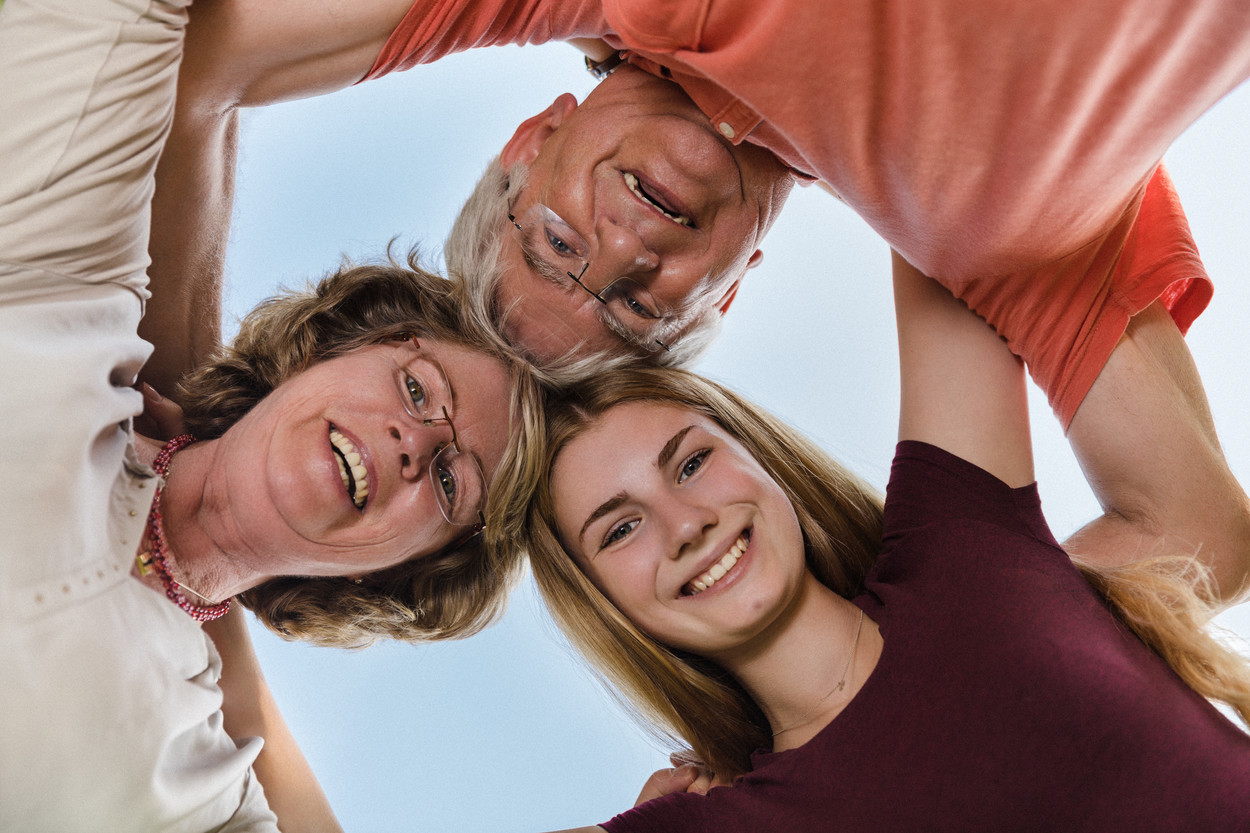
left=221, top=42, right=1250, bottom=831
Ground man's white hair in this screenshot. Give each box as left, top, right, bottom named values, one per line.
left=443, top=156, right=722, bottom=388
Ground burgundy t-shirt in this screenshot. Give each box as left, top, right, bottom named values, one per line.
left=603, top=441, right=1250, bottom=832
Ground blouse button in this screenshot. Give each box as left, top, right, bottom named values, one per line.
left=717, top=122, right=735, bottom=139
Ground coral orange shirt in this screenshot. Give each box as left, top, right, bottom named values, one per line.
left=367, top=0, right=1250, bottom=426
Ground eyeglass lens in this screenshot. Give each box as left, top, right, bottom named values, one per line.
left=509, top=204, right=673, bottom=351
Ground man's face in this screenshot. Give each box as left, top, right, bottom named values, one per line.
left=494, top=67, right=793, bottom=362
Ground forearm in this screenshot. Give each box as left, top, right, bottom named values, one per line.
left=1063, top=301, right=1250, bottom=606
left=893, top=251, right=1034, bottom=488
left=205, top=608, right=344, bottom=833
left=140, top=99, right=235, bottom=396
left=141, top=0, right=412, bottom=394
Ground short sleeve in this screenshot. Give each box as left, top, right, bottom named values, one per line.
left=882, top=441, right=1057, bottom=548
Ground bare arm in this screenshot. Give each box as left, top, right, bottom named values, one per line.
left=892, top=250, right=1034, bottom=488
left=204, top=607, right=344, bottom=833
left=141, top=0, right=414, bottom=394
left=1063, top=301, right=1250, bottom=606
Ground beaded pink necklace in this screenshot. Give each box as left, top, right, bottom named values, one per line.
left=135, top=434, right=230, bottom=622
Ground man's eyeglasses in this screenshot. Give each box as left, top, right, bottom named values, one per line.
left=507, top=204, right=674, bottom=352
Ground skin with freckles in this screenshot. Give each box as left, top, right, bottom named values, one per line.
left=157, top=338, right=510, bottom=597
left=551, top=401, right=813, bottom=658
left=495, top=67, right=794, bottom=362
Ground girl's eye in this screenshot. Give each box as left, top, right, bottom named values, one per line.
left=678, top=450, right=710, bottom=483
left=602, top=519, right=639, bottom=549
left=405, top=375, right=427, bottom=410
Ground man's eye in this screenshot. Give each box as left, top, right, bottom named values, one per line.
left=678, top=450, right=709, bottom=483
left=603, top=519, right=639, bottom=548
left=623, top=294, right=660, bottom=319
left=546, top=230, right=577, bottom=258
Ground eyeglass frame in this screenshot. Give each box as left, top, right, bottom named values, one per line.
left=421, top=404, right=487, bottom=533
left=506, top=209, right=674, bottom=353
left=385, top=333, right=487, bottom=533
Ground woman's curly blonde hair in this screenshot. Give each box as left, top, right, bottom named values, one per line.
left=178, top=253, right=544, bottom=648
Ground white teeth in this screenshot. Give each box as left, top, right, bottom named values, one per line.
left=329, top=427, right=370, bottom=509
left=334, top=453, right=351, bottom=490
left=685, top=534, right=748, bottom=596
left=623, top=172, right=692, bottom=226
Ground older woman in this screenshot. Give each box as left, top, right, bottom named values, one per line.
left=156, top=259, right=538, bottom=647
left=0, top=1, right=536, bottom=830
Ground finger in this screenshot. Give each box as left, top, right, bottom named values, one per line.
left=686, top=769, right=714, bottom=795
left=634, top=766, right=698, bottom=806
left=139, top=382, right=187, bottom=440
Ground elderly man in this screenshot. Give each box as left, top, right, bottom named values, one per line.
left=151, top=0, right=1248, bottom=592
left=153, top=0, right=1247, bottom=399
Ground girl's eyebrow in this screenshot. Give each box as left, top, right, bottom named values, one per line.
left=577, top=425, right=697, bottom=547
left=580, top=492, right=627, bottom=548
left=657, top=426, right=696, bottom=469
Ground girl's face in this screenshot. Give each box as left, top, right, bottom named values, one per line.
left=551, top=401, right=806, bottom=657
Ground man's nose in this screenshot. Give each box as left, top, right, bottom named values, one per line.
left=587, top=217, right=661, bottom=291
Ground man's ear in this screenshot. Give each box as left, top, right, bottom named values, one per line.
left=715, top=250, right=762, bottom=315
left=715, top=278, right=743, bottom=316
left=499, top=93, right=579, bottom=167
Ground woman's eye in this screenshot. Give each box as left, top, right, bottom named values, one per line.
left=602, top=519, right=639, bottom=548
left=405, top=375, right=427, bottom=409
left=678, top=450, right=710, bottom=483
left=436, top=464, right=457, bottom=502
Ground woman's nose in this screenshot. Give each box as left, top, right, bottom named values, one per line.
left=390, top=419, right=451, bottom=481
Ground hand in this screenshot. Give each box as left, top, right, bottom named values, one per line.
left=134, top=382, right=187, bottom=440
left=633, top=753, right=722, bottom=806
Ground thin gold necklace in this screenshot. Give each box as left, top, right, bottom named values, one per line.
left=772, top=607, right=865, bottom=737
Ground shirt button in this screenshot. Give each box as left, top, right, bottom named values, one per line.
left=717, top=121, right=735, bottom=139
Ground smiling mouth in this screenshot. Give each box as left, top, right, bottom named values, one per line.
left=624, top=172, right=693, bottom=227
left=329, top=425, right=370, bottom=510
left=682, top=530, right=750, bottom=596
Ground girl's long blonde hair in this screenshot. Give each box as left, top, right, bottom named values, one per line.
left=497, top=366, right=1250, bottom=777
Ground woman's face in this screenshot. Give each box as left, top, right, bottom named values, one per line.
left=551, top=401, right=806, bottom=657
left=201, top=337, right=511, bottom=576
